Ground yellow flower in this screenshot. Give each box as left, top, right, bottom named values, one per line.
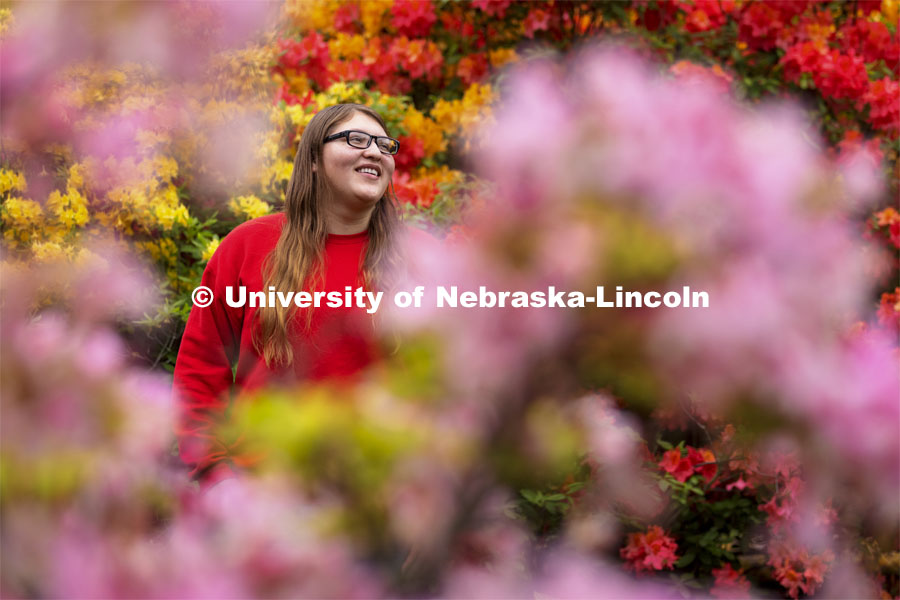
left=151, top=186, right=190, bottom=231
left=32, top=241, right=70, bottom=263
left=73, top=247, right=98, bottom=266
left=138, top=238, right=178, bottom=265
left=153, top=202, right=190, bottom=231
left=431, top=98, right=461, bottom=132
left=105, top=186, right=145, bottom=234
left=488, top=48, right=518, bottom=68
left=315, top=81, right=367, bottom=110
left=360, top=0, right=392, bottom=36
left=402, top=107, right=446, bottom=157
left=285, top=103, right=315, bottom=130
left=0, top=7, right=14, bottom=36
left=881, top=0, right=898, bottom=23
left=135, top=129, right=171, bottom=153
left=135, top=240, right=161, bottom=262
left=207, top=44, right=275, bottom=103
left=329, top=33, right=367, bottom=61
left=67, top=163, right=87, bottom=191
left=0, top=168, right=27, bottom=195
left=1, top=196, right=44, bottom=245
left=414, top=165, right=463, bottom=186
left=627, top=8, right=638, bottom=25
left=276, top=160, right=294, bottom=182
left=229, top=194, right=271, bottom=221
left=283, top=0, right=340, bottom=31
left=159, top=238, right=178, bottom=264
left=458, top=83, right=496, bottom=151
left=202, top=237, right=221, bottom=262
left=259, top=158, right=295, bottom=192
left=47, top=188, right=90, bottom=229
left=430, top=83, right=496, bottom=152
left=152, top=156, right=179, bottom=183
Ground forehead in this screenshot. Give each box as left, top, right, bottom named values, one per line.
left=328, top=112, right=387, bottom=137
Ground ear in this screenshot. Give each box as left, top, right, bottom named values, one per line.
left=311, top=161, right=317, bottom=173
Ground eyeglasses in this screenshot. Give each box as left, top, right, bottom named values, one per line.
left=323, top=130, right=400, bottom=155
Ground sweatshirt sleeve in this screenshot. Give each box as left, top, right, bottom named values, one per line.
left=172, top=236, right=243, bottom=483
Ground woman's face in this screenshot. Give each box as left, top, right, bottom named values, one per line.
left=319, top=112, right=395, bottom=210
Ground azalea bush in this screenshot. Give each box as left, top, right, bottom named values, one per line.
left=1, top=1, right=899, bottom=598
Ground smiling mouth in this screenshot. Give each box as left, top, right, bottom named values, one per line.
left=356, top=167, right=380, bottom=178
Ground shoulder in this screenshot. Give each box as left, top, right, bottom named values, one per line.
left=216, top=213, right=285, bottom=253
left=205, top=213, right=285, bottom=270
left=226, top=212, right=286, bottom=242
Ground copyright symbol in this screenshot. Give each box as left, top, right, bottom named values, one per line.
left=191, top=286, right=214, bottom=308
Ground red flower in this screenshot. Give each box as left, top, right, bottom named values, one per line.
left=327, top=59, right=368, bottom=84
left=390, top=37, right=443, bottom=82
left=393, top=135, right=425, bottom=172
left=670, top=60, right=734, bottom=94
left=659, top=446, right=716, bottom=483
left=877, top=287, right=900, bottom=330
left=836, top=129, right=884, bottom=165
left=275, top=33, right=332, bottom=90
left=676, top=0, right=734, bottom=33
left=523, top=7, right=551, bottom=38
left=456, top=53, right=489, bottom=86
left=620, top=525, right=679, bottom=574
left=738, top=2, right=783, bottom=50
left=768, top=539, right=834, bottom=599
left=362, top=38, right=400, bottom=91
left=440, top=11, right=463, bottom=31
left=659, top=448, right=694, bottom=482
left=776, top=566, right=807, bottom=599
left=839, top=19, right=897, bottom=65
left=780, top=41, right=826, bottom=82
left=392, top=171, right=438, bottom=208
left=274, top=83, right=305, bottom=107
left=822, top=50, right=869, bottom=101
left=687, top=447, right=717, bottom=483
left=863, top=77, right=900, bottom=137
left=334, top=2, right=360, bottom=34
left=711, top=563, right=752, bottom=599
left=390, top=0, right=436, bottom=38
left=472, top=0, right=512, bottom=19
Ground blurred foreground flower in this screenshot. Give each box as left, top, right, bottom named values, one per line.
left=2, top=36, right=898, bottom=599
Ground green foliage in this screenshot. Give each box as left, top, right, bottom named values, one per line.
left=514, top=460, right=591, bottom=541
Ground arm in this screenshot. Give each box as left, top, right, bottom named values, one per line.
left=173, top=240, right=243, bottom=485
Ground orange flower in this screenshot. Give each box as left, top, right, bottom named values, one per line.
left=875, top=207, right=899, bottom=227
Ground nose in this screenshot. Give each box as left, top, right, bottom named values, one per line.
left=361, top=140, right=383, bottom=160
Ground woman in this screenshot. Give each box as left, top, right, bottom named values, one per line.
left=173, top=104, right=404, bottom=486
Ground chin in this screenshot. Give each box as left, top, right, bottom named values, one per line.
left=355, top=193, right=383, bottom=206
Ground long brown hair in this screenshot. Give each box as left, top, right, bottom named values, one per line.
left=255, top=103, right=401, bottom=367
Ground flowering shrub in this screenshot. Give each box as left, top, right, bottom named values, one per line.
left=1, top=1, right=898, bottom=598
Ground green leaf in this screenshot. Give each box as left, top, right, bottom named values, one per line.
left=676, top=552, right=696, bottom=568
left=521, top=489, right=540, bottom=504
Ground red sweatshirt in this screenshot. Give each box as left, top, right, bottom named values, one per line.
left=173, top=212, right=379, bottom=483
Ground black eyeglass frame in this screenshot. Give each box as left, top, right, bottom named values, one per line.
left=323, top=130, right=401, bottom=155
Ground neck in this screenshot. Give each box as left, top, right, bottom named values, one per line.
left=325, top=203, right=375, bottom=235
